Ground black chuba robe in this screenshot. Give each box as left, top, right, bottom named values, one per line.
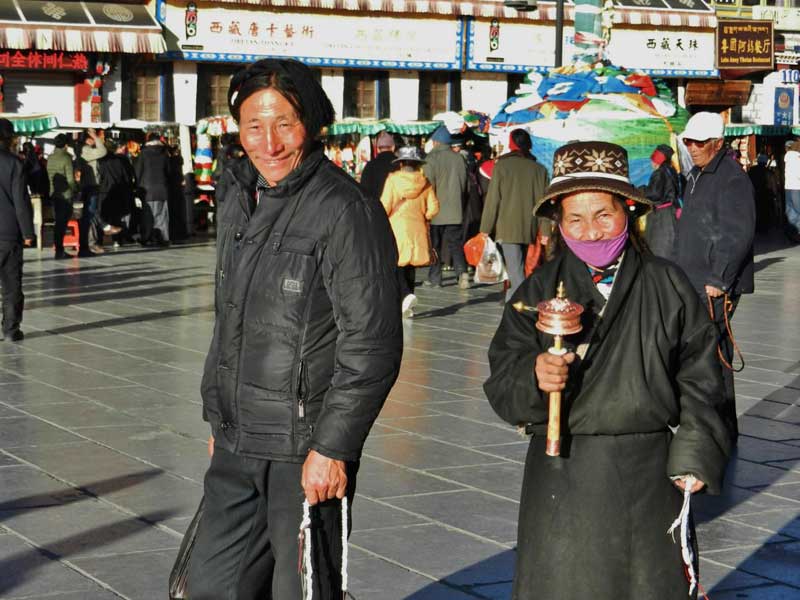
left=484, top=245, right=732, bottom=600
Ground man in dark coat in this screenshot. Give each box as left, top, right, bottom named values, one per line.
left=485, top=140, right=732, bottom=600
left=185, top=59, right=403, bottom=600
left=134, top=132, right=172, bottom=245
left=359, top=130, right=397, bottom=200
left=640, top=143, right=681, bottom=260
left=98, top=141, right=136, bottom=238
left=674, top=112, right=755, bottom=440
left=480, top=128, right=549, bottom=300
left=0, top=119, right=34, bottom=341
left=423, top=125, right=469, bottom=288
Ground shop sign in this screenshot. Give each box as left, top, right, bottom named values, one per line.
left=774, top=87, right=794, bottom=126
left=160, top=1, right=463, bottom=70
left=466, top=19, right=576, bottom=72
left=467, top=20, right=716, bottom=77
left=717, top=19, right=773, bottom=70
left=607, top=30, right=717, bottom=77
left=0, top=49, right=89, bottom=71
left=752, top=6, right=800, bottom=32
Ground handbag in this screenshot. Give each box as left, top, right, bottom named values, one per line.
left=168, top=496, right=205, bottom=600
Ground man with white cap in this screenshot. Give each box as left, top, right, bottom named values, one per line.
left=674, top=111, right=755, bottom=442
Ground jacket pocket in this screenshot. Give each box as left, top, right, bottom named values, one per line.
left=273, top=236, right=319, bottom=300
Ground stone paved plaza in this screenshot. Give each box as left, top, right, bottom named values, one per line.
left=0, top=234, right=799, bottom=599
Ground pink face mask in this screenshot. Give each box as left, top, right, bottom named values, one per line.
left=559, top=220, right=629, bottom=268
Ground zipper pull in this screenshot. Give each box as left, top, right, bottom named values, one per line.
left=298, top=398, right=305, bottom=419
left=219, top=269, right=225, bottom=280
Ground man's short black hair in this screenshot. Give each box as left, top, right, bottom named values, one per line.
left=54, top=134, right=68, bottom=148
left=146, top=131, right=161, bottom=143
left=228, top=59, right=335, bottom=139
left=510, top=128, right=532, bottom=153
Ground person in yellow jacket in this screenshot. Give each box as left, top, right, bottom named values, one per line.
left=380, top=146, right=439, bottom=318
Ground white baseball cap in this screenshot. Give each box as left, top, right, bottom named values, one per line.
left=681, top=112, right=724, bottom=142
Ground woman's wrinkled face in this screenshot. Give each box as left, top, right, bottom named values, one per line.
left=239, top=87, right=308, bottom=186
left=559, top=191, right=627, bottom=241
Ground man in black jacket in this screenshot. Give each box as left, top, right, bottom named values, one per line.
left=0, top=119, right=34, bottom=342
left=185, top=59, right=403, bottom=600
left=134, top=132, right=172, bottom=246
left=675, top=112, right=755, bottom=440
left=359, top=130, right=397, bottom=200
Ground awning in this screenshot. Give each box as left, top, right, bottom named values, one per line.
left=0, top=112, right=59, bottom=134
left=203, top=0, right=716, bottom=28
left=725, top=124, right=794, bottom=137
left=326, top=119, right=443, bottom=136
left=0, top=1, right=166, bottom=54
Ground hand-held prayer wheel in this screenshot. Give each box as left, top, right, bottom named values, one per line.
left=516, top=282, right=583, bottom=457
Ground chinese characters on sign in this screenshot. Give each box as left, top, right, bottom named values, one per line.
left=717, top=20, right=773, bottom=69
left=0, top=49, right=89, bottom=71
left=163, top=3, right=462, bottom=68
left=605, top=29, right=716, bottom=75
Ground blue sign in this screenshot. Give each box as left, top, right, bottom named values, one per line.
left=774, top=87, right=794, bottom=126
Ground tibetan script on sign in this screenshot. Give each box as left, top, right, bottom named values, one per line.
left=717, top=19, right=773, bottom=69
left=0, top=49, right=89, bottom=71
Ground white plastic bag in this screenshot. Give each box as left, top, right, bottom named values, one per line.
left=474, top=235, right=508, bottom=284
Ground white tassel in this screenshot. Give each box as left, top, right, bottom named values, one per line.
left=300, top=500, right=314, bottom=600
left=341, top=496, right=349, bottom=594
left=299, top=497, right=350, bottom=599
left=667, top=475, right=697, bottom=597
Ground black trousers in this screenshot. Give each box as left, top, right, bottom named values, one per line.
left=428, top=224, right=467, bottom=285
left=0, top=240, right=24, bottom=336
left=186, top=446, right=357, bottom=600
left=397, top=265, right=416, bottom=298
left=708, top=293, right=741, bottom=440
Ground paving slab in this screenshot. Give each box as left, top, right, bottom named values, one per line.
left=0, top=235, right=798, bottom=598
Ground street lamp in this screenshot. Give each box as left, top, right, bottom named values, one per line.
left=504, top=0, right=565, bottom=68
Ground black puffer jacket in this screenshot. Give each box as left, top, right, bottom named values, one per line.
left=0, top=147, right=34, bottom=242
left=675, top=149, right=755, bottom=295
left=201, top=148, right=403, bottom=463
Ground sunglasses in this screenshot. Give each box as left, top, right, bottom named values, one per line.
left=683, top=138, right=713, bottom=148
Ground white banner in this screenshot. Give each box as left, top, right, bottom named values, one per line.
left=161, top=1, right=462, bottom=69
left=467, top=20, right=717, bottom=77
left=752, top=6, right=800, bottom=32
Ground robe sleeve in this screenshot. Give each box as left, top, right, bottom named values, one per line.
left=666, top=269, right=733, bottom=495
left=484, top=283, right=548, bottom=426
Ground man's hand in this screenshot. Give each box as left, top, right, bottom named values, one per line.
left=22, top=238, right=34, bottom=247
left=301, top=450, right=347, bottom=505
left=705, top=285, right=724, bottom=298
left=207, top=435, right=214, bottom=458
left=535, top=352, right=576, bottom=393
left=673, top=477, right=705, bottom=494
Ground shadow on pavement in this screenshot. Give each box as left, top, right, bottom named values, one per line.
left=22, top=304, right=215, bottom=340
left=403, top=549, right=515, bottom=599
left=413, top=292, right=504, bottom=320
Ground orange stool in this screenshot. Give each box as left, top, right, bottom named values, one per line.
left=62, top=219, right=80, bottom=250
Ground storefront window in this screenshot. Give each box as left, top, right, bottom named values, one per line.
left=208, top=72, right=233, bottom=117
left=419, top=72, right=462, bottom=120
left=344, top=70, right=389, bottom=119
left=135, top=65, right=161, bottom=121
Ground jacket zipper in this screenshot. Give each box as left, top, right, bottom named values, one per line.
left=297, top=359, right=306, bottom=419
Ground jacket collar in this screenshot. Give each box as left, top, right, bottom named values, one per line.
left=691, top=147, right=727, bottom=177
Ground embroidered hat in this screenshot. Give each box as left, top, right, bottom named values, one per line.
left=392, top=146, right=425, bottom=164
left=535, top=140, right=652, bottom=220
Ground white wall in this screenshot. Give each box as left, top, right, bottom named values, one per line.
left=105, top=64, right=122, bottom=123
left=388, top=71, right=419, bottom=121
left=739, top=72, right=797, bottom=126
left=461, top=72, right=508, bottom=117
left=321, top=69, right=345, bottom=119
left=173, top=61, right=198, bottom=126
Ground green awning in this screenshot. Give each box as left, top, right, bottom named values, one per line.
left=326, top=119, right=443, bottom=137
left=725, top=124, right=793, bottom=137
left=0, top=113, right=59, bottom=134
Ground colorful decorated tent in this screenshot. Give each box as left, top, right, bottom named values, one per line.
left=489, top=0, right=688, bottom=186
left=491, top=65, right=689, bottom=186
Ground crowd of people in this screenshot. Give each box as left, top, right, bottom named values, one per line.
left=21, top=127, right=197, bottom=259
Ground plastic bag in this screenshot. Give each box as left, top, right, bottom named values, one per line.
left=463, top=232, right=488, bottom=267
left=474, top=236, right=508, bottom=284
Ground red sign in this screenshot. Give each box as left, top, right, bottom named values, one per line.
left=0, top=50, right=89, bottom=72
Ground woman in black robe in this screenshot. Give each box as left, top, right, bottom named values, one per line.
left=484, top=141, right=732, bottom=600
